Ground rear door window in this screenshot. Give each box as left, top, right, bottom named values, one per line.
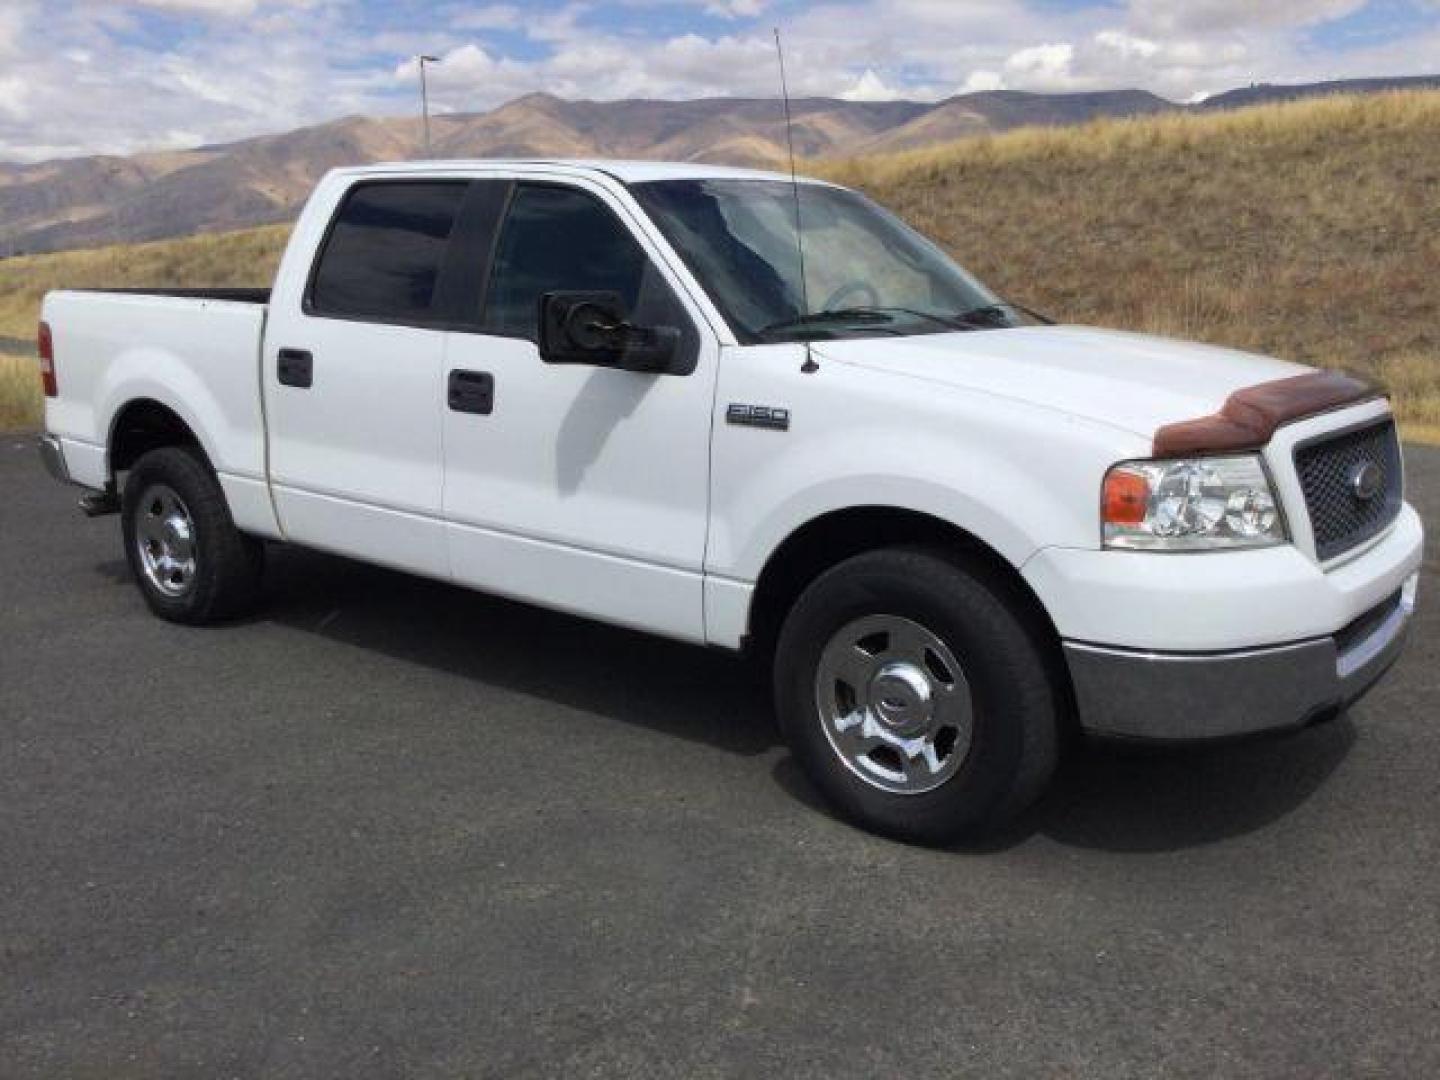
left=308, top=181, right=469, bottom=322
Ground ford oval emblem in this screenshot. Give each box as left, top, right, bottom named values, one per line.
left=1349, top=461, right=1383, bottom=502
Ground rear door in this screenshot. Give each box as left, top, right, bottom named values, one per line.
left=263, top=178, right=476, bottom=577
left=441, top=176, right=719, bottom=642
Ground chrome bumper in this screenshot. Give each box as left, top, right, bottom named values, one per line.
left=38, top=433, right=71, bottom=484
left=1065, top=574, right=1418, bottom=741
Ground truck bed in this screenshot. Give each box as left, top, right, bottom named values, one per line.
left=42, top=288, right=271, bottom=496
left=76, top=287, right=271, bottom=304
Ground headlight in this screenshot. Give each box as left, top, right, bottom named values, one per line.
left=1102, top=454, right=1287, bottom=551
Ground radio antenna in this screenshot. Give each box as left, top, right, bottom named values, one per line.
left=773, top=27, right=818, bottom=373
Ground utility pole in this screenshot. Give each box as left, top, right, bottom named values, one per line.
left=418, top=55, right=440, bottom=157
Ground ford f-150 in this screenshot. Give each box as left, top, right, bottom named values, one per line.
left=37, top=160, right=1423, bottom=842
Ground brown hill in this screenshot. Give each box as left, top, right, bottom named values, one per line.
left=0, top=77, right=1432, bottom=257
left=1200, top=75, right=1440, bottom=111
left=0, top=88, right=1175, bottom=256
left=3, top=91, right=1438, bottom=437
left=3, top=117, right=417, bottom=255
left=427, top=93, right=928, bottom=164
left=859, top=89, right=1174, bottom=154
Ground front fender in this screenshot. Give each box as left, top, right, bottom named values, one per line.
left=709, top=382, right=1146, bottom=585
left=703, top=346, right=1149, bottom=647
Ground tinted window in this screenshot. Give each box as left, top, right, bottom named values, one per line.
left=486, top=184, right=667, bottom=339
left=309, top=182, right=468, bottom=321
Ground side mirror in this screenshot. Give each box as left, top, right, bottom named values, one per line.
left=539, top=291, right=680, bottom=374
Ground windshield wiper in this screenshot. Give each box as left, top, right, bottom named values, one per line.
left=856, top=307, right=975, bottom=331
left=952, top=301, right=1055, bottom=327
left=760, top=306, right=970, bottom=337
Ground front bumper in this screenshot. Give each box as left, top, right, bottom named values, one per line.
left=1065, top=573, right=1418, bottom=741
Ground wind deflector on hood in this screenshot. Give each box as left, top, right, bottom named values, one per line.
left=1153, top=370, right=1381, bottom=457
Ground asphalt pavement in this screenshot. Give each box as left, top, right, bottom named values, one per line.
left=2, top=436, right=1437, bottom=1078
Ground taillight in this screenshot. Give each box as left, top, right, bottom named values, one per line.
left=38, top=321, right=57, bottom=397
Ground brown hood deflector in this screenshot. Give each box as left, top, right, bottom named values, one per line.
left=1152, top=370, right=1381, bottom=458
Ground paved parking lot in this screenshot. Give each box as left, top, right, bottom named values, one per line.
left=2, top=437, right=1437, bottom=1078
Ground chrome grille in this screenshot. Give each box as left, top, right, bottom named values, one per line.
left=1294, top=418, right=1402, bottom=561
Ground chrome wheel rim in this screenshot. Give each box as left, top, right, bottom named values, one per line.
left=134, top=483, right=198, bottom=598
left=814, top=615, right=974, bottom=795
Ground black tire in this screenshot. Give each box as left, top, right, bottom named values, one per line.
left=121, top=446, right=264, bottom=624
left=774, top=546, right=1060, bottom=844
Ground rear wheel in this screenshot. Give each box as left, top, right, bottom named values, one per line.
left=774, top=546, right=1060, bottom=844
left=121, top=446, right=264, bottom=624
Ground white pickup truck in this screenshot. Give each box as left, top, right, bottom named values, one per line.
left=38, top=159, right=1423, bottom=842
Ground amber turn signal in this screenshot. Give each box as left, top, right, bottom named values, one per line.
left=1102, top=467, right=1149, bottom=526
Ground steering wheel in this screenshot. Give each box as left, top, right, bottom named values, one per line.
left=821, top=279, right=881, bottom=312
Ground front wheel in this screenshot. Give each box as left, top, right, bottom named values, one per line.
left=121, top=446, right=264, bottom=624
left=773, top=547, right=1061, bottom=844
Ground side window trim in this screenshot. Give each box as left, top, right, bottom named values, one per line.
left=477, top=180, right=566, bottom=342
left=433, top=178, right=513, bottom=327
left=302, top=177, right=472, bottom=331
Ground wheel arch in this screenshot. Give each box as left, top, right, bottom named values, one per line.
left=107, top=397, right=211, bottom=477
left=744, top=505, right=1075, bottom=724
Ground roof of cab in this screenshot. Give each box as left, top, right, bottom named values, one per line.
left=338, top=158, right=821, bottom=185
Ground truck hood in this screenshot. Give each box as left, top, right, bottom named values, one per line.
left=811, top=325, right=1310, bottom=441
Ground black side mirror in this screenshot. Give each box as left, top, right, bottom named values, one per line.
left=539, top=291, right=680, bottom=374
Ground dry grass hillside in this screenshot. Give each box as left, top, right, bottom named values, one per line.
left=0, top=226, right=288, bottom=428
left=2, top=90, right=1437, bottom=438
left=821, top=90, right=1440, bottom=439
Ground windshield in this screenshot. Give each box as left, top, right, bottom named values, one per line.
left=630, top=178, right=1032, bottom=343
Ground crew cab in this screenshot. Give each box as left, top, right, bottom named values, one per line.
left=37, top=160, right=1424, bottom=842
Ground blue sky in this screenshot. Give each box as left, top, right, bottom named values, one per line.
left=1, top=0, right=1437, bottom=162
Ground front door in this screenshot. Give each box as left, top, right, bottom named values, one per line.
left=442, top=178, right=718, bottom=641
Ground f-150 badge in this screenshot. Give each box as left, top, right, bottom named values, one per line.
left=727, top=404, right=790, bottom=431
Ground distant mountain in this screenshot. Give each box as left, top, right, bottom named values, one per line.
left=0, top=75, right=1434, bottom=257
left=0, top=96, right=931, bottom=256
left=0, top=119, right=416, bottom=256
left=860, top=89, right=1174, bottom=155
left=429, top=92, right=930, bottom=162
left=1201, top=75, right=1440, bottom=110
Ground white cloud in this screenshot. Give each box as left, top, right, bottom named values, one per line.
left=1094, top=30, right=1159, bottom=61
left=1127, top=0, right=1370, bottom=35
left=130, top=0, right=264, bottom=13
left=450, top=4, right=526, bottom=31
left=959, top=70, right=1004, bottom=94
left=1004, top=42, right=1077, bottom=88
left=117, top=0, right=317, bottom=15
left=841, top=69, right=900, bottom=101
left=2, top=0, right=1437, bottom=164
left=0, top=4, right=29, bottom=60
left=705, top=0, right=766, bottom=16
left=0, top=77, right=30, bottom=121
left=61, top=0, right=317, bottom=24
left=0, top=1, right=380, bottom=161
